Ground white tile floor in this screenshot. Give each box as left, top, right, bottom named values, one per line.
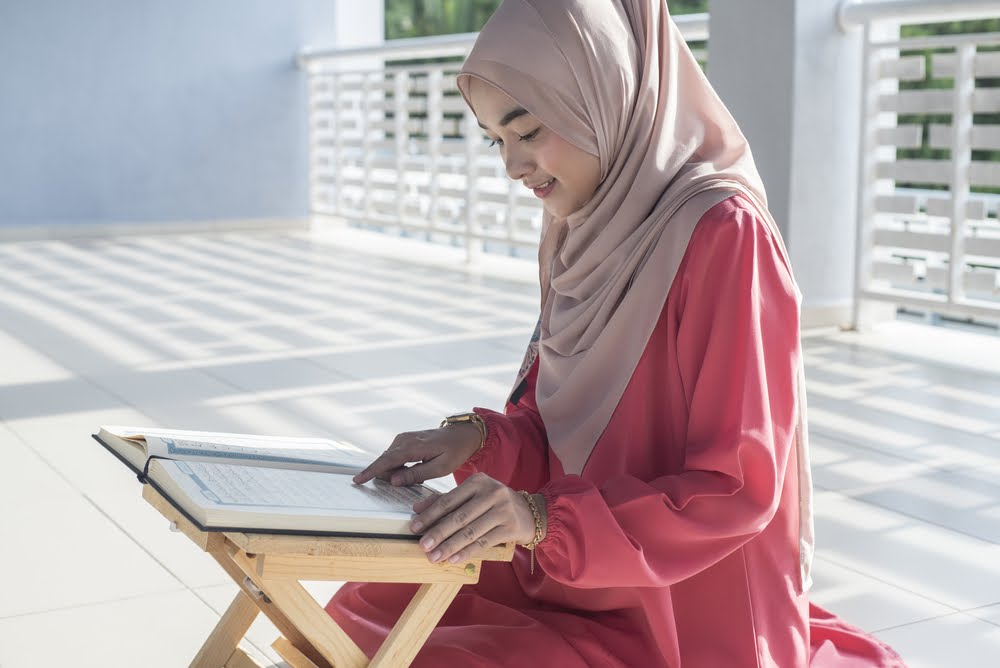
left=1, top=226, right=999, bottom=667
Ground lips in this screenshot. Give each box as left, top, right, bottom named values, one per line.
left=527, top=178, right=554, bottom=190
left=531, top=179, right=556, bottom=198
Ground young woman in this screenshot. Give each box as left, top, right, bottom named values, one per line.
left=329, top=1, right=905, bottom=665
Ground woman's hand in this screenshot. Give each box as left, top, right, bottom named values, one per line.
left=352, top=423, right=483, bottom=486
left=408, top=472, right=546, bottom=564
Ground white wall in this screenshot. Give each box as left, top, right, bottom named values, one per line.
left=0, top=1, right=371, bottom=236
left=709, top=0, right=863, bottom=326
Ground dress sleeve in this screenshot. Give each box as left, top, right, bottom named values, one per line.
left=453, top=359, right=552, bottom=492
left=534, top=203, right=802, bottom=589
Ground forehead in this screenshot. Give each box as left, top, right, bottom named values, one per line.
left=466, top=77, right=533, bottom=127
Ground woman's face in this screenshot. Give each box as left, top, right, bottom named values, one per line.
left=466, top=77, right=601, bottom=219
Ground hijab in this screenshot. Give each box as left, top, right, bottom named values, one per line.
left=457, top=0, right=814, bottom=593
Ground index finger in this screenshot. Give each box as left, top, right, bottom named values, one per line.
left=352, top=450, right=406, bottom=484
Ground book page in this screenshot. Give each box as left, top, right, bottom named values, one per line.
left=101, top=425, right=373, bottom=474
left=160, top=460, right=435, bottom=514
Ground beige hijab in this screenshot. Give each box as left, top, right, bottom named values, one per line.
left=458, top=0, right=814, bottom=592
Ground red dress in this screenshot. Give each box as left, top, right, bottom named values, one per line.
left=325, top=195, right=905, bottom=667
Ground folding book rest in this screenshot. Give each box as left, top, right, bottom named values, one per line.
left=142, top=486, right=515, bottom=668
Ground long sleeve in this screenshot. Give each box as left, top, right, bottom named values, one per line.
left=535, top=205, right=802, bottom=589
left=454, top=360, right=552, bottom=492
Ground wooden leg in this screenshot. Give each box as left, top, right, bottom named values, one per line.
left=229, top=549, right=367, bottom=668
left=208, top=544, right=334, bottom=668
left=264, top=580, right=370, bottom=668
left=232, top=552, right=464, bottom=668
left=190, top=590, right=260, bottom=668
left=142, top=487, right=493, bottom=668
left=273, top=636, right=321, bottom=668
left=368, top=582, right=463, bottom=668
left=224, top=647, right=266, bottom=668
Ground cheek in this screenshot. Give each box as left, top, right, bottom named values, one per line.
left=538, top=142, right=568, bottom=177
left=538, top=141, right=587, bottom=187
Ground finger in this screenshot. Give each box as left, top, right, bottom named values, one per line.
left=418, top=490, right=494, bottom=555
left=412, top=495, right=438, bottom=513
left=352, top=446, right=412, bottom=484
left=413, top=477, right=484, bottom=531
left=388, top=459, right=451, bottom=486
left=352, top=432, right=412, bottom=484
left=442, top=526, right=509, bottom=564
left=354, top=432, right=441, bottom=484
left=426, top=511, right=507, bottom=564
left=352, top=458, right=392, bottom=484
left=374, top=465, right=409, bottom=482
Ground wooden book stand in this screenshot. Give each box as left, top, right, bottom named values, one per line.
left=142, top=486, right=515, bottom=668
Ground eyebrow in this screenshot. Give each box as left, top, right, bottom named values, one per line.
left=477, top=107, right=529, bottom=130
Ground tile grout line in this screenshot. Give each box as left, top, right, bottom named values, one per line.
left=812, top=554, right=963, bottom=617
left=829, top=492, right=1000, bottom=549
left=870, top=609, right=969, bottom=635
left=807, top=425, right=966, bottom=473
left=811, top=469, right=973, bottom=499
left=816, top=544, right=978, bottom=613
left=2, top=421, right=281, bottom=663
left=0, top=415, right=193, bottom=597
left=0, top=588, right=186, bottom=623
left=959, top=602, right=1000, bottom=629
left=870, top=606, right=1000, bottom=635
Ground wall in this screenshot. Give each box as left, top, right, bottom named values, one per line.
left=709, top=0, right=863, bottom=326
left=0, top=1, right=359, bottom=235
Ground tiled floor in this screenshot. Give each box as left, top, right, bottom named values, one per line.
left=1, top=226, right=999, bottom=667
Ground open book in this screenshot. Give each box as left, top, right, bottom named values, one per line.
left=93, top=426, right=437, bottom=538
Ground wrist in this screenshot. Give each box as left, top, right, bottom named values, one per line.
left=449, top=421, right=483, bottom=455
left=440, top=412, right=487, bottom=455
left=517, top=490, right=546, bottom=574
left=531, top=493, right=547, bottom=542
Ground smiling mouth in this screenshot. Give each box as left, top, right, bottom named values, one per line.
left=531, top=179, right=556, bottom=199
left=528, top=178, right=554, bottom=190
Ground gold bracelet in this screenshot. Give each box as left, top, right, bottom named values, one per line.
left=440, top=412, right=487, bottom=454
left=518, top=490, right=545, bottom=575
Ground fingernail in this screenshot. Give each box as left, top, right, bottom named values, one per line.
left=429, top=550, right=442, bottom=561
left=411, top=520, right=423, bottom=532
left=448, top=554, right=460, bottom=564
left=421, top=537, right=435, bottom=550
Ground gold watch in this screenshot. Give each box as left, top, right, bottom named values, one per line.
left=440, top=413, right=488, bottom=453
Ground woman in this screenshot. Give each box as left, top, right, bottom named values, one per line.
left=329, top=1, right=905, bottom=665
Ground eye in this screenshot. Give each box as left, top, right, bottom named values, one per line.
left=486, top=137, right=504, bottom=148
left=519, top=128, right=540, bottom=142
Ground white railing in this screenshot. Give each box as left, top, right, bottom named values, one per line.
left=843, top=0, right=1000, bottom=324
left=297, top=15, right=709, bottom=260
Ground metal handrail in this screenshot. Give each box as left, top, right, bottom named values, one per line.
left=298, top=12, right=710, bottom=70
left=299, top=32, right=478, bottom=70
left=839, top=0, right=1000, bottom=31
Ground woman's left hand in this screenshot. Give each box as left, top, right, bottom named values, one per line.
left=409, top=472, right=544, bottom=564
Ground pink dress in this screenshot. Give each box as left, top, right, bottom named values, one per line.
left=325, top=195, right=905, bottom=667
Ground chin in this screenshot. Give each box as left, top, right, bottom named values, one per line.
left=545, top=205, right=582, bottom=220
left=543, top=203, right=570, bottom=218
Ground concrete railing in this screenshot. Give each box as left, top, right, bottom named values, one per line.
left=297, top=15, right=709, bottom=260
left=298, top=4, right=1000, bottom=324
left=843, top=0, right=1000, bottom=323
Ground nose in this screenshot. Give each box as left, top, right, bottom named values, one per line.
left=503, top=144, right=533, bottom=182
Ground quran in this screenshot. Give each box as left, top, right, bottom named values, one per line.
left=93, top=425, right=435, bottom=537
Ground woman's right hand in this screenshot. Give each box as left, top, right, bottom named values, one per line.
left=351, top=422, right=484, bottom=487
